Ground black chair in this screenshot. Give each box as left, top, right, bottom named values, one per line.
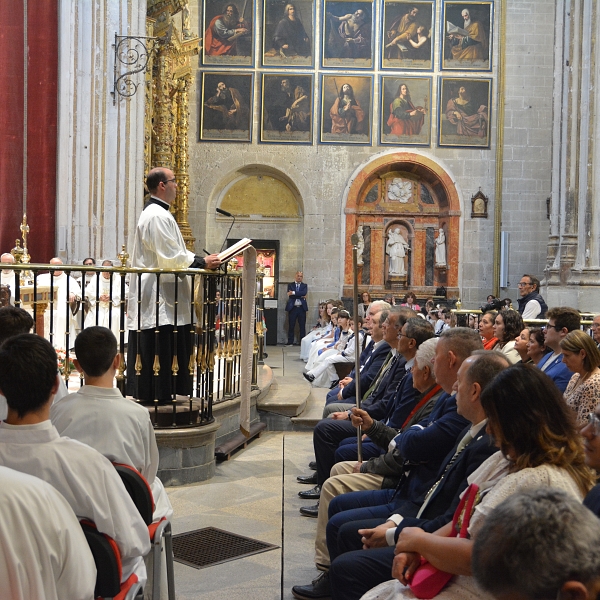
left=80, top=519, right=143, bottom=600
left=114, top=463, right=175, bottom=600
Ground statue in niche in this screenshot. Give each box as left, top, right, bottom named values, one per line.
left=356, top=225, right=364, bottom=265
left=386, top=227, right=409, bottom=276
left=435, top=227, right=446, bottom=267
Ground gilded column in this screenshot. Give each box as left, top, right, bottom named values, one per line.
left=151, top=44, right=175, bottom=169
left=174, top=75, right=196, bottom=250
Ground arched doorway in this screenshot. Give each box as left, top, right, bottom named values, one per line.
left=343, top=152, right=460, bottom=299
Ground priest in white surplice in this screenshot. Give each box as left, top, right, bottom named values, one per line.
left=0, top=465, right=97, bottom=600
left=51, top=326, right=172, bottom=523
left=37, top=257, right=82, bottom=349
left=84, top=259, right=125, bottom=340
left=1, top=252, right=17, bottom=305
left=0, top=334, right=150, bottom=587
left=126, top=167, right=221, bottom=403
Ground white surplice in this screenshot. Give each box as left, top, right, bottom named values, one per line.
left=0, top=420, right=150, bottom=585
left=37, top=272, right=82, bottom=349
left=0, top=465, right=97, bottom=600
left=126, top=202, right=195, bottom=331
left=84, top=273, right=125, bottom=339
left=1, top=271, right=18, bottom=305
left=50, top=385, right=173, bottom=522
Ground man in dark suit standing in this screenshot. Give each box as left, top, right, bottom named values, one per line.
left=286, top=271, right=308, bottom=345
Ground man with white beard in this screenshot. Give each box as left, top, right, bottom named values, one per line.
left=447, top=8, right=488, bottom=61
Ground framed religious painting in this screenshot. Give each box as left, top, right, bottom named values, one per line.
left=441, top=1, right=493, bottom=70
left=260, top=73, right=314, bottom=143
left=202, top=0, right=256, bottom=66
left=320, top=74, right=372, bottom=144
left=380, top=76, right=432, bottom=146
left=381, top=1, right=435, bottom=70
left=198, top=72, right=254, bottom=142
left=321, top=0, right=375, bottom=69
left=262, top=0, right=315, bottom=67
left=438, top=77, right=491, bottom=148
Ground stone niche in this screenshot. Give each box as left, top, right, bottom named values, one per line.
left=343, top=152, right=460, bottom=299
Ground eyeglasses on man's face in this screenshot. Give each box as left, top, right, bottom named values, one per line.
left=163, top=178, right=177, bottom=184
left=517, top=281, right=533, bottom=287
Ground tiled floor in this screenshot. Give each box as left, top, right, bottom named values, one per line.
left=166, top=346, right=325, bottom=599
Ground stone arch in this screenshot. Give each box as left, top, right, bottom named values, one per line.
left=342, top=152, right=461, bottom=298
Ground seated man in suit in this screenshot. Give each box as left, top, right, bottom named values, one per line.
left=0, top=334, right=150, bottom=587
left=0, top=465, right=97, bottom=600
left=537, top=306, right=580, bottom=392
left=51, top=325, right=173, bottom=524
left=296, top=350, right=507, bottom=600
left=297, top=309, right=403, bottom=503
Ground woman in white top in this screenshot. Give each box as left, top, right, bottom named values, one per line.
left=361, top=364, right=595, bottom=600
left=491, top=309, right=523, bottom=364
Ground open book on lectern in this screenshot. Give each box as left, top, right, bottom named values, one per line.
left=217, top=238, right=253, bottom=263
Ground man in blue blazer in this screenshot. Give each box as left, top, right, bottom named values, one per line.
left=537, top=306, right=580, bottom=393
left=286, top=271, right=308, bottom=345
left=291, top=351, right=508, bottom=600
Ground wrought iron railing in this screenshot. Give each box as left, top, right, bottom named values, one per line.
left=0, top=262, right=259, bottom=428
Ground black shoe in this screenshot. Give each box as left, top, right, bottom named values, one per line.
left=285, top=343, right=294, bottom=347
left=299, top=502, right=320, bottom=518
left=297, top=472, right=318, bottom=484
left=298, top=485, right=321, bottom=500
left=262, top=353, right=268, bottom=358
left=303, top=372, right=315, bottom=383
left=308, top=460, right=317, bottom=470
left=291, top=571, right=331, bottom=599
left=329, top=380, right=339, bottom=390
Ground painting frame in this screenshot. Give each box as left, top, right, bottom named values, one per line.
left=260, top=73, right=314, bottom=144
left=320, top=73, right=373, bottom=145
left=202, top=0, right=256, bottom=67
left=380, top=76, right=433, bottom=146
left=440, top=1, right=493, bottom=71
left=198, top=72, right=254, bottom=143
left=438, top=76, right=492, bottom=148
left=381, top=1, right=435, bottom=71
left=262, top=0, right=316, bottom=68
left=321, top=0, right=375, bottom=69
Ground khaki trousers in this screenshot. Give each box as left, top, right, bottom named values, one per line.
left=314, top=460, right=384, bottom=567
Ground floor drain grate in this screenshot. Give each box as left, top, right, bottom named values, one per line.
left=172, top=527, right=279, bottom=569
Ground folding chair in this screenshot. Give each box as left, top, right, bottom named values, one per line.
left=80, top=519, right=143, bottom=600
left=114, top=463, right=175, bottom=600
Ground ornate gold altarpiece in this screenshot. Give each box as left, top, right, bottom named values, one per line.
left=145, top=1, right=198, bottom=250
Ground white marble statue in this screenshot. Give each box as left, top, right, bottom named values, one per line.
left=386, top=227, right=409, bottom=276
left=356, top=225, right=364, bottom=266
left=435, top=227, right=447, bottom=267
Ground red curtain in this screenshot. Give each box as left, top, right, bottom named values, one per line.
left=0, top=2, right=57, bottom=262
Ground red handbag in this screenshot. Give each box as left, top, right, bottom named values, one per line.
left=408, top=483, right=480, bottom=599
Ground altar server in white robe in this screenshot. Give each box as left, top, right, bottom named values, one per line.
left=0, top=465, right=97, bottom=600
left=0, top=306, right=68, bottom=421
left=37, top=257, right=82, bottom=349
left=126, top=167, right=221, bottom=403
left=84, top=260, right=125, bottom=340
left=0, top=334, right=150, bottom=587
left=51, top=325, right=172, bottom=523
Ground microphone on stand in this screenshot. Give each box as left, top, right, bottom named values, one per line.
left=217, top=208, right=236, bottom=253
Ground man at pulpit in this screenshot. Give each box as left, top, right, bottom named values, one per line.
left=37, top=258, right=81, bottom=350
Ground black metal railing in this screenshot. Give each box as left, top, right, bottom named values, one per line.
left=0, top=262, right=258, bottom=428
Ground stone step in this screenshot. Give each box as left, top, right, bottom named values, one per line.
left=290, top=387, right=327, bottom=428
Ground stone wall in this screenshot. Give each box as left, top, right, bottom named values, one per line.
left=184, top=0, right=557, bottom=324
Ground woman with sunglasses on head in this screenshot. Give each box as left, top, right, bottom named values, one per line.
left=491, top=309, right=523, bottom=364
left=361, top=364, right=594, bottom=600
left=560, top=330, right=600, bottom=427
